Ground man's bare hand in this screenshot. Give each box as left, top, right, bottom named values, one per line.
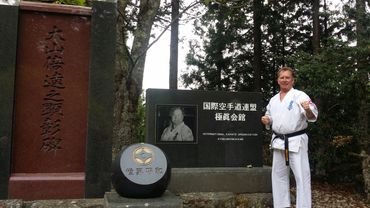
left=261, top=116, right=270, bottom=125
left=301, top=101, right=310, bottom=111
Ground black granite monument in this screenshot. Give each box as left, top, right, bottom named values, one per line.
left=146, top=89, right=263, bottom=168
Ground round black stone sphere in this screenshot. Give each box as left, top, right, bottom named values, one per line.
left=111, top=143, right=171, bottom=198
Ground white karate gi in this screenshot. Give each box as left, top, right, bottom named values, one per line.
left=160, top=122, right=194, bottom=141
left=265, top=88, right=318, bottom=208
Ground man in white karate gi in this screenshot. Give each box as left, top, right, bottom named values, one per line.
left=261, top=66, right=318, bottom=208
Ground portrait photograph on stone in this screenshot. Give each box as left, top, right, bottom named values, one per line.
left=156, top=105, right=197, bottom=144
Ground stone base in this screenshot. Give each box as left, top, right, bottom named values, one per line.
left=0, top=199, right=23, bottom=208
left=8, top=173, right=85, bottom=200
left=104, top=191, right=182, bottom=208
left=0, top=198, right=104, bottom=208
left=168, top=167, right=272, bottom=194
left=235, top=193, right=273, bottom=208
left=181, top=192, right=235, bottom=208
left=180, top=192, right=273, bottom=208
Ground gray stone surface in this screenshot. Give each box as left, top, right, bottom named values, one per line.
left=168, top=167, right=272, bottom=194
left=181, top=192, right=235, bottom=208
left=104, top=191, right=182, bottom=208
left=235, top=193, right=273, bottom=208
left=0, top=199, right=104, bottom=208
left=23, top=199, right=104, bottom=208
left=0, top=199, right=23, bottom=208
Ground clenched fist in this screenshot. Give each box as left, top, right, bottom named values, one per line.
left=261, top=115, right=270, bottom=125
left=300, top=101, right=310, bottom=111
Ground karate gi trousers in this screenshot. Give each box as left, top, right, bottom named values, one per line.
left=272, top=147, right=311, bottom=208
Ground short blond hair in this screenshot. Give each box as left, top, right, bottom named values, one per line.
left=277, top=67, right=296, bottom=78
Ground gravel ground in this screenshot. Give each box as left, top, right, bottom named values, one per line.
left=291, top=182, right=370, bottom=208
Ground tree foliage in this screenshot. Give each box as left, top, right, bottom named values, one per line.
left=182, top=1, right=255, bottom=91
left=291, top=43, right=369, bottom=183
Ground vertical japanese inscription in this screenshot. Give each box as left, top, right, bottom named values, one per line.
left=40, top=26, right=66, bottom=153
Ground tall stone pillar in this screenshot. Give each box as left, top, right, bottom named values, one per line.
left=0, top=0, right=116, bottom=200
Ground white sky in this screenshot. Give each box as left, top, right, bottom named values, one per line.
left=142, top=28, right=178, bottom=90
left=142, top=13, right=192, bottom=90
left=142, top=0, right=343, bottom=90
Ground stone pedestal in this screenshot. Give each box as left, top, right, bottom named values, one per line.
left=168, top=167, right=272, bottom=194
left=181, top=192, right=235, bottom=208
left=104, top=191, right=183, bottom=208
left=111, top=143, right=171, bottom=198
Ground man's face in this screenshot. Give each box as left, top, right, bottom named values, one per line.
left=171, top=109, right=184, bottom=125
left=277, top=70, right=294, bottom=92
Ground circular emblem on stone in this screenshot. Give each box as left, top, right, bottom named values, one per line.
left=112, top=143, right=171, bottom=198
left=133, top=146, right=153, bottom=165
left=121, top=143, right=167, bottom=185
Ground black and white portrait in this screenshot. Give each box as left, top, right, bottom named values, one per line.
left=156, top=105, right=197, bottom=143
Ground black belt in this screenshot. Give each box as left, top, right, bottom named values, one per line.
left=272, top=129, right=306, bottom=166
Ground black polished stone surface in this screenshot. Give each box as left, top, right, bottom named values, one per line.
left=0, top=3, right=18, bottom=199
left=85, top=0, right=116, bottom=198
left=146, top=89, right=263, bottom=168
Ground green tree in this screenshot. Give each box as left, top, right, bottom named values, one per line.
left=290, top=44, right=367, bottom=185
left=182, top=0, right=318, bottom=93
left=182, top=1, right=256, bottom=91
left=354, top=0, right=370, bottom=200
left=289, top=0, right=369, bottom=195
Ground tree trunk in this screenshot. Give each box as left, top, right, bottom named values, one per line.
left=113, top=0, right=161, bottom=158
left=312, top=0, right=320, bottom=54
left=323, top=0, right=328, bottom=45
left=169, top=0, right=179, bottom=89
left=253, top=0, right=262, bottom=91
left=355, top=0, right=370, bottom=201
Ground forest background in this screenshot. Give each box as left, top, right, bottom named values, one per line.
left=15, top=0, right=369, bottom=202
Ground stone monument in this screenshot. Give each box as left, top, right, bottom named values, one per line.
left=105, top=143, right=183, bottom=208
left=0, top=0, right=116, bottom=200
left=145, top=88, right=263, bottom=167
left=111, top=143, right=171, bottom=198
left=145, top=88, right=272, bottom=196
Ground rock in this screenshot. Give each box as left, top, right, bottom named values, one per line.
left=235, top=193, right=273, bottom=208
left=23, top=199, right=103, bottom=208
left=181, top=192, right=235, bottom=208
left=0, top=199, right=23, bottom=208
